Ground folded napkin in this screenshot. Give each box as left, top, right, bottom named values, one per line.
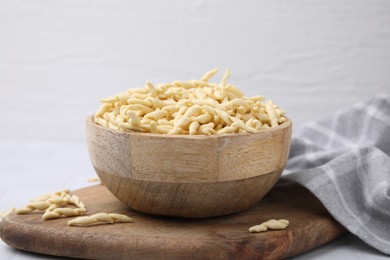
left=283, top=95, right=390, bottom=255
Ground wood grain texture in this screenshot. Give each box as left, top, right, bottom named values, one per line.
left=129, top=134, right=219, bottom=183
left=217, top=125, right=291, bottom=181
left=0, top=181, right=346, bottom=260
left=86, top=116, right=292, bottom=217
left=97, top=168, right=282, bottom=218
left=86, top=116, right=292, bottom=183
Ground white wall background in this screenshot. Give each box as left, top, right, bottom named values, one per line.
left=1, top=0, right=389, bottom=141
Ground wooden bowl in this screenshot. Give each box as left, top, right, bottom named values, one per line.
left=86, top=116, right=292, bottom=218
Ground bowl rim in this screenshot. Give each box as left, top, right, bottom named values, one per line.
left=87, top=115, right=292, bottom=139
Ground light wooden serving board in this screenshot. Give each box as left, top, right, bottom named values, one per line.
left=0, top=180, right=346, bottom=260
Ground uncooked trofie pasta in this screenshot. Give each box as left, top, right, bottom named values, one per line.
left=249, top=219, right=289, bottom=233
left=68, top=213, right=134, bottom=226
left=94, top=69, right=287, bottom=135
left=15, top=190, right=87, bottom=220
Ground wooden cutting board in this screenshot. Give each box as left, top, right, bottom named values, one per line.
left=0, top=180, right=345, bottom=260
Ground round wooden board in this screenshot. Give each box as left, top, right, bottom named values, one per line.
left=0, top=180, right=346, bottom=260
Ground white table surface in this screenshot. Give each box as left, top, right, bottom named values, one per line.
left=0, top=140, right=388, bottom=260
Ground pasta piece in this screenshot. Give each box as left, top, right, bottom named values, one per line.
left=43, top=206, right=86, bottom=220
left=68, top=213, right=134, bottom=226
left=87, top=177, right=101, bottom=183
left=249, top=219, right=289, bottom=233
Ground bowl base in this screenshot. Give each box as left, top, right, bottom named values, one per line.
left=96, top=168, right=283, bottom=218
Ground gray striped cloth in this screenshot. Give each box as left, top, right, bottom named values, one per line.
left=283, top=94, right=390, bottom=255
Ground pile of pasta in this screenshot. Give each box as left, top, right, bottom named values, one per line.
left=94, top=69, right=287, bottom=135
